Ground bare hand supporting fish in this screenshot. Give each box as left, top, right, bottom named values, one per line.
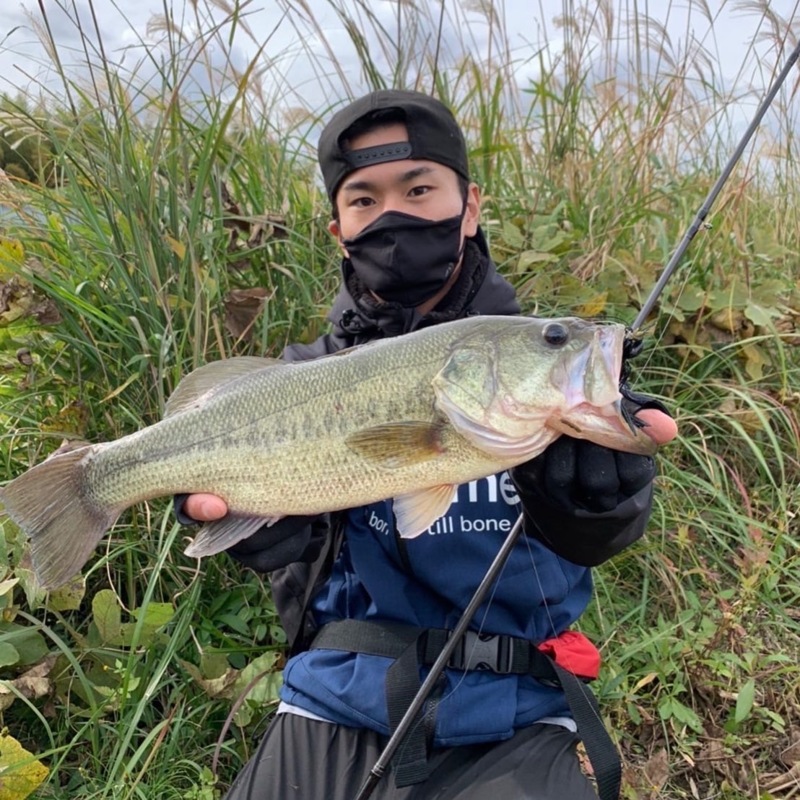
left=0, top=315, right=657, bottom=589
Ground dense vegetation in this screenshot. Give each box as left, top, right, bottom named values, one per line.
left=0, top=1, right=798, bottom=797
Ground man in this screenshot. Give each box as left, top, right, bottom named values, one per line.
left=181, top=90, right=676, bottom=799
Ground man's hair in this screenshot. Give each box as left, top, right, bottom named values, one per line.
left=340, top=108, right=405, bottom=150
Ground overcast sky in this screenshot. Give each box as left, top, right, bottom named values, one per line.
left=1, top=1, right=799, bottom=124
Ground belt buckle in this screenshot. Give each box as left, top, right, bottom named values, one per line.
left=450, top=631, right=511, bottom=673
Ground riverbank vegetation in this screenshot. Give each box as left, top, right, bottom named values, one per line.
left=0, top=1, right=798, bottom=797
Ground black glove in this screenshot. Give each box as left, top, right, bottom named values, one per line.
left=509, top=437, right=657, bottom=566
left=520, top=435, right=656, bottom=513
left=509, top=392, right=670, bottom=565
left=517, top=384, right=669, bottom=513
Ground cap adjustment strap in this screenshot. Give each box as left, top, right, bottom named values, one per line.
left=345, top=142, right=413, bottom=169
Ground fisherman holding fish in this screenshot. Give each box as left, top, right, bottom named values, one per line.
left=179, top=91, right=677, bottom=799
left=1, top=90, right=677, bottom=799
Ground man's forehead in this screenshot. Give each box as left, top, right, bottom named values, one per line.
left=339, top=161, right=448, bottom=193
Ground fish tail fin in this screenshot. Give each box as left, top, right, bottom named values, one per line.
left=0, top=446, right=119, bottom=589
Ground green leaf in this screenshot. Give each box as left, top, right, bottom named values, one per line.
left=92, top=589, right=123, bottom=644
left=517, top=250, right=558, bottom=270
left=232, top=651, right=282, bottom=727
left=709, top=281, right=749, bottom=310
left=657, top=696, right=674, bottom=721
left=180, top=659, right=238, bottom=699
left=501, top=221, right=524, bottom=250
left=735, top=678, right=756, bottom=724
left=200, top=652, right=232, bottom=680
left=674, top=286, right=706, bottom=312
left=133, top=602, right=175, bottom=629
left=744, top=302, right=774, bottom=327
left=0, top=642, right=20, bottom=669
left=118, top=601, right=175, bottom=646
left=46, top=575, right=86, bottom=612
left=0, top=623, right=48, bottom=666
left=217, top=613, right=250, bottom=636
left=669, top=698, right=703, bottom=732
left=13, top=566, right=46, bottom=611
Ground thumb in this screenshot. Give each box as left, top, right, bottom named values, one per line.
left=184, top=493, right=228, bottom=521
left=636, top=408, right=678, bottom=445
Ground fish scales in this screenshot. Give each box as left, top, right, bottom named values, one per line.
left=73, top=319, right=489, bottom=513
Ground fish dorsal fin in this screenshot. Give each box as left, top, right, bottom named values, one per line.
left=344, top=422, right=445, bottom=469
left=165, top=356, right=282, bottom=417
left=394, top=484, right=457, bottom=538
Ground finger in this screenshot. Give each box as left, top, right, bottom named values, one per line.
left=615, top=452, right=656, bottom=495
left=577, top=443, right=619, bottom=511
left=635, top=408, right=678, bottom=445
left=543, top=435, right=578, bottom=492
left=183, top=493, right=228, bottom=521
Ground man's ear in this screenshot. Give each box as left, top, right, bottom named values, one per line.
left=463, top=182, right=481, bottom=238
left=328, top=219, right=349, bottom=257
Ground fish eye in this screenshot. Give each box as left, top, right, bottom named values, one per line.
left=543, top=322, right=569, bottom=347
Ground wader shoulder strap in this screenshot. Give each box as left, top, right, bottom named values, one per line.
left=311, top=619, right=621, bottom=800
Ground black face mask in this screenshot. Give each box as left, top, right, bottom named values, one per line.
left=342, top=209, right=465, bottom=308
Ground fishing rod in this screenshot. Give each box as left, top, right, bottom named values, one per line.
left=353, top=34, right=800, bottom=800
left=630, top=35, right=800, bottom=334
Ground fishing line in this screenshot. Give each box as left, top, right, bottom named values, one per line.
left=520, top=528, right=614, bottom=740
left=436, top=548, right=512, bottom=702
left=625, top=33, right=800, bottom=385
left=628, top=39, right=800, bottom=336
left=521, top=529, right=559, bottom=641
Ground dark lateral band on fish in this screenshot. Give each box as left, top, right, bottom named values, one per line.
left=0, top=315, right=655, bottom=589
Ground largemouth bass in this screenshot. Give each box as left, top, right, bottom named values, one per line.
left=0, top=315, right=655, bottom=588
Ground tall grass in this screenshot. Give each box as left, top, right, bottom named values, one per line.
left=0, top=0, right=798, bottom=797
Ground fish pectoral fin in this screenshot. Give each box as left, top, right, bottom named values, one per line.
left=394, top=485, right=457, bottom=539
left=183, top=514, right=281, bottom=558
left=344, top=422, right=444, bottom=469
left=165, top=356, right=283, bottom=417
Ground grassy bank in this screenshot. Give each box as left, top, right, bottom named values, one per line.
left=0, top=1, right=798, bottom=797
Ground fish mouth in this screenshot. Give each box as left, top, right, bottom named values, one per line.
left=553, top=324, right=657, bottom=455
left=551, top=400, right=657, bottom=455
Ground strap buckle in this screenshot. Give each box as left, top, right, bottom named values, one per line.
left=449, top=631, right=513, bottom=673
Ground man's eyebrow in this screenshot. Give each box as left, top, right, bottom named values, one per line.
left=340, top=165, right=437, bottom=193
left=398, top=165, right=436, bottom=182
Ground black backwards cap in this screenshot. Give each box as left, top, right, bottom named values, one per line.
left=318, top=89, right=470, bottom=202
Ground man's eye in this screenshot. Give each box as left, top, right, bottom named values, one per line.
left=350, top=197, right=375, bottom=208
left=408, top=185, right=431, bottom=197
